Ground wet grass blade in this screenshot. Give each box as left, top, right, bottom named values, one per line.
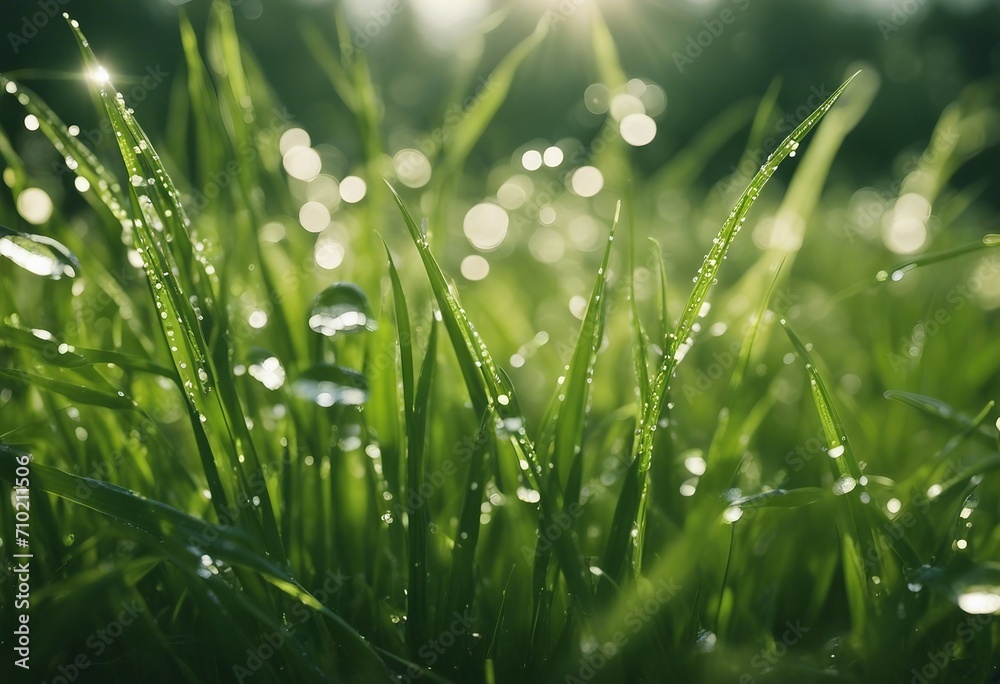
left=528, top=204, right=618, bottom=657
left=385, top=242, right=436, bottom=651
left=0, top=444, right=396, bottom=682
left=0, top=367, right=136, bottom=410
left=781, top=320, right=884, bottom=633
left=386, top=183, right=594, bottom=614
left=64, top=15, right=285, bottom=562
left=603, top=73, right=860, bottom=584
left=884, top=390, right=998, bottom=445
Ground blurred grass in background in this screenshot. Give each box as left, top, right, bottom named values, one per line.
left=1, top=0, right=999, bottom=682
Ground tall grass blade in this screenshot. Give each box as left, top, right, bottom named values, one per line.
left=603, top=73, right=861, bottom=584
left=386, top=183, right=594, bottom=613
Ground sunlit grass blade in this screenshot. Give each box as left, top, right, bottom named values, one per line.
left=652, top=98, right=757, bottom=191
left=0, top=76, right=130, bottom=229
left=728, top=487, right=824, bottom=509
left=874, top=233, right=1000, bottom=283
left=781, top=320, right=885, bottom=634
left=386, top=183, right=593, bottom=614
left=551, top=203, right=619, bottom=503
left=0, top=323, right=176, bottom=382
left=63, top=15, right=285, bottom=562
left=603, top=73, right=861, bottom=584
left=527, top=204, right=618, bottom=659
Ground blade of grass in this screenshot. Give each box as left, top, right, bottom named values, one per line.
left=0, top=444, right=396, bottom=682
left=65, top=15, right=285, bottom=563
left=602, top=73, right=861, bottom=584
left=884, top=390, right=998, bottom=445
left=780, top=320, right=888, bottom=636
left=386, top=183, right=594, bottom=615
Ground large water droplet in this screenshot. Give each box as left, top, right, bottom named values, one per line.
left=245, top=349, right=286, bottom=391
left=0, top=225, right=79, bottom=280
left=308, top=282, right=378, bottom=336
left=833, top=476, right=857, bottom=495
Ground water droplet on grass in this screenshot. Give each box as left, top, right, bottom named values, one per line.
left=833, top=476, right=857, bottom=495
left=0, top=227, right=79, bottom=280
left=308, top=283, right=377, bottom=336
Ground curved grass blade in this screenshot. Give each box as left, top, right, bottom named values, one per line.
left=64, top=15, right=284, bottom=562
left=386, top=183, right=593, bottom=614
left=781, top=320, right=896, bottom=635
left=874, top=233, right=1000, bottom=283
left=729, top=487, right=824, bottom=509
left=884, top=390, right=997, bottom=445
left=0, top=77, right=131, bottom=228
left=0, top=224, right=79, bottom=280
left=602, top=73, right=861, bottom=584
left=0, top=324, right=177, bottom=382
left=0, top=444, right=396, bottom=682
left=0, top=367, right=136, bottom=410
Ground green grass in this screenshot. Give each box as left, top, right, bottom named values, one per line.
left=1, top=5, right=999, bottom=683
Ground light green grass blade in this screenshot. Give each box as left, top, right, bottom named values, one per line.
left=528, top=204, right=618, bottom=656
left=781, top=320, right=885, bottom=634
left=884, top=390, right=998, bottom=445
left=64, top=15, right=285, bottom=562
left=553, top=204, right=619, bottom=503
left=874, top=234, right=1000, bottom=283
left=439, top=16, right=550, bottom=175
left=602, top=73, right=860, bottom=584
left=0, top=367, right=136, bottom=410
left=387, top=183, right=594, bottom=614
